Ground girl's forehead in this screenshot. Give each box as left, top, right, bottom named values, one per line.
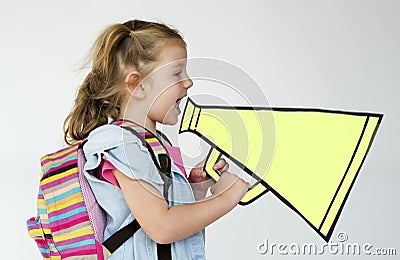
left=158, top=45, right=188, bottom=68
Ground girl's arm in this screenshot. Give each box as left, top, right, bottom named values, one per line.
left=113, top=169, right=249, bottom=244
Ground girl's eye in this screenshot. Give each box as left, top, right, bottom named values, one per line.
left=174, top=71, right=182, bottom=77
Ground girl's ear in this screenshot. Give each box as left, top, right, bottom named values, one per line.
left=125, top=71, right=145, bottom=99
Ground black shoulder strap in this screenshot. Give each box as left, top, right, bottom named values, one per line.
left=102, top=120, right=172, bottom=259
left=156, top=129, right=173, bottom=146
left=102, top=220, right=141, bottom=253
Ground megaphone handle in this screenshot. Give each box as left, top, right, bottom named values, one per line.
left=239, top=183, right=268, bottom=205
left=203, top=147, right=222, bottom=183
left=203, top=147, right=269, bottom=206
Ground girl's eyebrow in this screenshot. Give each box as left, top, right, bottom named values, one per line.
left=171, top=62, right=184, bottom=69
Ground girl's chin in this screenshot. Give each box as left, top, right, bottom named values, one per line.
left=163, top=117, right=179, bottom=126
left=163, top=113, right=179, bottom=126
left=160, top=105, right=181, bottom=125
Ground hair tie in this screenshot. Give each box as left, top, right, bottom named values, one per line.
left=129, top=30, right=134, bottom=37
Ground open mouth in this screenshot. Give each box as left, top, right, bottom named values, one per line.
left=175, top=96, right=185, bottom=106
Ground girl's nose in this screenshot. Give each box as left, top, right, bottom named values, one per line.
left=184, top=77, right=193, bottom=89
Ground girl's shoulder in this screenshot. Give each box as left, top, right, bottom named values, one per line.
left=87, top=124, right=139, bottom=141
left=83, top=124, right=146, bottom=155
left=83, top=124, right=165, bottom=194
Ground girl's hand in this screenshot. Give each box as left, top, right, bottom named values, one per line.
left=188, top=159, right=208, bottom=184
left=188, top=158, right=229, bottom=200
left=210, top=171, right=249, bottom=203
left=188, top=158, right=228, bottom=184
left=212, top=157, right=229, bottom=174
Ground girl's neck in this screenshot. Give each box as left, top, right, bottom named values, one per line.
left=119, top=94, right=157, bottom=135
left=142, top=119, right=157, bottom=136
left=119, top=100, right=158, bottom=135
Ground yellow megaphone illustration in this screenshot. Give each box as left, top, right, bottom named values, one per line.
left=179, top=98, right=382, bottom=241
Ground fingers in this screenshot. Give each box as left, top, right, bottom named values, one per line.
left=190, top=166, right=205, bottom=177
left=193, top=170, right=206, bottom=178
left=188, top=167, right=207, bottom=183
left=190, top=157, right=228, bottom=184
left=220, top=163, right=229, bottom=172
left=212, top=158, right=229, bottom=172
left=192, top=157, right=228, bottom=175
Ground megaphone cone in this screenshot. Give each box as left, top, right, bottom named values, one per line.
left=179, top=98, right=382, bottom=241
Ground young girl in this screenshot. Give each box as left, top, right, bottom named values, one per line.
left=63, top=19, right=249, bottom=259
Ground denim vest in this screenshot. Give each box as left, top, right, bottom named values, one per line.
left=82, top=124, right=206, bottom=259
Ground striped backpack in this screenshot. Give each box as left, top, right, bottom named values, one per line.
left=26, top=120, right=172, bottom=259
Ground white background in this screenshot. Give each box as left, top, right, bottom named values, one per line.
left=1, top=0, right=399, bottom=259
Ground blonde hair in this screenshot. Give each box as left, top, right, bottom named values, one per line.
left=63, top=19, right=186, bottom=144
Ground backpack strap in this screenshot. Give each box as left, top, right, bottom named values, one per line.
left=111, top=119, right=172, bottom=193
left=103, top=119, right=172, bottom=259
left=156, top=129, right=173, bottom=146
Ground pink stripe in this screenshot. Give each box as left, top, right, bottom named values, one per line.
left=50, top=252, right=61, bottom=257
left=28, top=225, right=41, bottom=232
left=56, top=234, right=94, bottom=246
left=41, top=252, right=50, bottom=258
left=35, top=239, right=47, bottom=247
left=48, top=201, right=86, bottom=218
left=52, top=212, right=88, bottom=227
left=96, top=241, right=105, bottom=260
left=113, top=121, right=124, bottom=126
left=27, top=220, right=43, bottom=231
left=41, top=171, right=78, bottom=190
left=42, top=220, right=50, bottom=229
left=27, top=216, right=39, bottom=225
left=61, top=247, right=97, bottom=258
left=149, top=142, right=161, bottom=147
left=52, top=215, right=89, bottom=232
left=41, top=148, right=77, bottom=166
left=41, top=223, right=51, bottom=230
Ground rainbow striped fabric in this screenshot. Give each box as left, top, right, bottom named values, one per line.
left=26, top=120, right=170, bottom=259
left=26, top=142, right=110, bottom=259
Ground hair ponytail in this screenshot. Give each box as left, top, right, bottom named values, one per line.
left=63, top=70, right=122, bottom=144
left=63, top=19, right=186, bottom=145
